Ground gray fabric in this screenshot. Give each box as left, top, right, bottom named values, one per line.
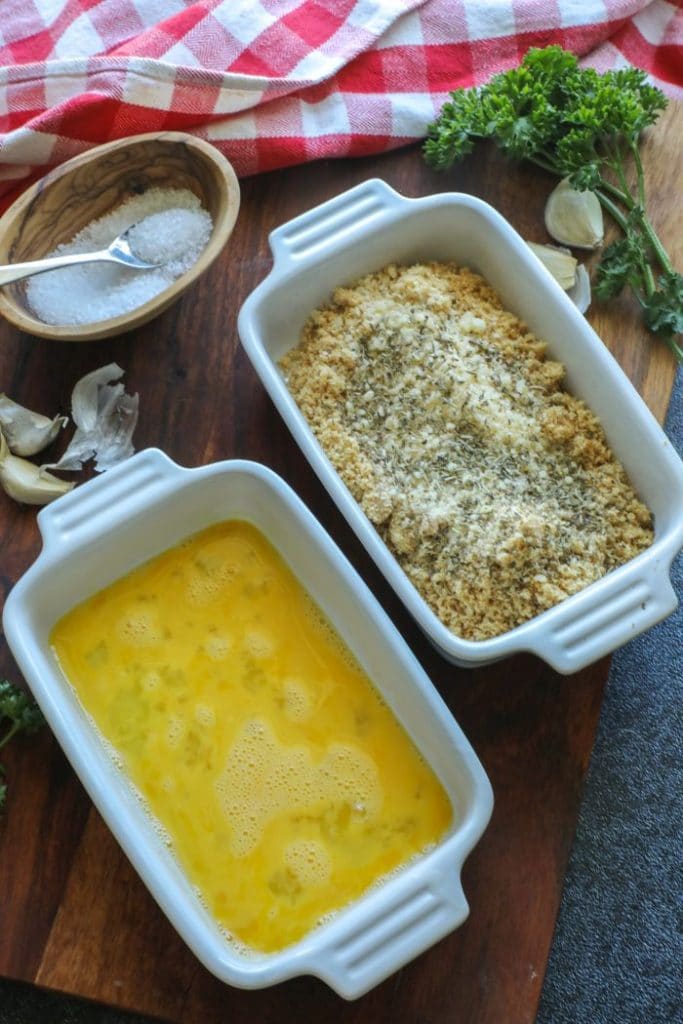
left=537, top=366, right=683, bottom=1024
left=1, top=374, right=681, bottom=1024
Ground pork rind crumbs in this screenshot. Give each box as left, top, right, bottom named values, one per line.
left=279, top=262, right=653, bottom=640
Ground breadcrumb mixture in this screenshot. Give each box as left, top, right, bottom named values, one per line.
left=279, top=262, right=653, bottom=640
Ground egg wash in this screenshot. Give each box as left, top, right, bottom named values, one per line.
left=50, top=520, right=453, bottom=953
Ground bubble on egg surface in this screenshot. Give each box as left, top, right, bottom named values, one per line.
left=316, top=909, right=340, bottom=929
left=142, top=670, right=162, bottom=692
left=282, top=678, right=312, bottom=721
left=214, top=718, right=310, bottom=858
left=243, top=562, right=276, bottom=593
left=97, top=731, right=124, bottom=771
left=284, top=839, right=331, bottom=887
left=185, top=540, right=243, bottom=605
left=243, top=629, right=275, bottom=659
left=150, top=818, right=174, bottom=850
left=186, top=574, right=221, bottom=605
left=218, top=927, right=264, bottom=961
left=195, top=703, right=216, bottom=728
left=300, top=596, right=360, bottom=672
left=318, top=743, right=382, bottom=816
left=166, top=714, right=185, bottom=748
left=215, top=718, right=383, bottom=859
left=116, top=607, right=163, bottom=646
left=203, top=633, right=232, bottom=660
left=123, top=776, right=174, bottom=850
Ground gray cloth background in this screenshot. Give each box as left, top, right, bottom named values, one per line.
left=1, top=372, right=681, bottom=1024
left=537, top=366, right=683, bottom=1024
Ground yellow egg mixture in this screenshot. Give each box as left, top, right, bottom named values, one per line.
left=50, top=520, right=452, bottom=953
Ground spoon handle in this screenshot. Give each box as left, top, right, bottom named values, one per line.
left=0, top=249, right=114, bottom=286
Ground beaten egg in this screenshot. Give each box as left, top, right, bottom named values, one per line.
left=50, top=520, right=453, bottom=953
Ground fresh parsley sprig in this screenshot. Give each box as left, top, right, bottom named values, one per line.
left=424, top=46, right=682, bottom=361
left=0, top=678, right=45, bottom=813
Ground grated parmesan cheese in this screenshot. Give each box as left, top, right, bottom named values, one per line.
left=279, top=262, right=654, bottom=642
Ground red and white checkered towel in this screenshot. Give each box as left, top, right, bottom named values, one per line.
left=0, top=0, right=681, bottom=210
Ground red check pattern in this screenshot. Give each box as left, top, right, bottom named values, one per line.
left=0, top=0, right=681, bottom=209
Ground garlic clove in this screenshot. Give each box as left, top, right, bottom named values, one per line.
left=544, top=178, right=604, bottom=250
left=43, top=430, right=95, bottom=472
left=71, top=362, right=124, bottom=432
left=567, top=263, right=592, bottom=314
left=527, top=242, right=591, bottom=314
left=43, top=362, right=138, bottom=474
left=527, top=241, right=578, bottom=290
left=92, top=389, right=138, bottom=471
left=0, top=394, right=68, bottom=457
left=0, top=430, right=74, bottom=505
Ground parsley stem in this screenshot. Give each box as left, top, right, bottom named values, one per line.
left=594, top=188, right=655, bottom=300
left=612, top=148, right=632, bottom=203
left=638, top=214, right=672, bottom=276
left=597, top=164, right=673, bottom=277
left=593, top=188, right=630, bottom=235
left=0, top=721, right=21, bottom=753
left=510, top=153, right=671, bottom=280
left=642, top=263, right=657, bottom=300
left=528, top=155, right=561, bottom=177
left=597, top=177, right=633, bottom=209
left=596, top=176, right=673, bottom=278
left=638, top=215, right=673, bottom=278
left=631, top=141, right=647, bottom=208
left=669, top=336, right=683, bottom=362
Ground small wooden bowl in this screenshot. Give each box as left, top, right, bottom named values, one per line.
left=0, top=132, right=240, bottom=341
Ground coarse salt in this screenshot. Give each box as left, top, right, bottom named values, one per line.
left=26, top=188, right=213, bottom=327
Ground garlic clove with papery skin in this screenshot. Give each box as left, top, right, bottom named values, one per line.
left=0, top=430, right=74, bottom=505
left=70, top=362, right=124, bottom=434
left=527, top=242, right=591, bottom=314
left=44, top=362, right=139, bottom=474
left=2, top=461, right=74, bottom=505
left=544, top=178, right=604, bottom=250
left=527, top=242, right=578, bottom=290
left=0, top=394, right=68, bottom=457
left=567, top=264, right=592, bottom=314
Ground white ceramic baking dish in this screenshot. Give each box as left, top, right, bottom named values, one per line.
left=238, top=178, right=683, bottom=675
left=2, top=449, right=493, bottom=1000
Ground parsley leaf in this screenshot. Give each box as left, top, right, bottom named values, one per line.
left=0, top=678, right=45, bottom=815
left=424, top=46, right=680, bottom=357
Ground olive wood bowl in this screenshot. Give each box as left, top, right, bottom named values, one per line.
left=0, top=132, right=240, bottom=341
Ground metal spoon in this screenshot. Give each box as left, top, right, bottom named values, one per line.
left=0, top=225, right=161, bottom=286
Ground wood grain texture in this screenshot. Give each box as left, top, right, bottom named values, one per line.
left=0, top=102, right=679, bottom=1024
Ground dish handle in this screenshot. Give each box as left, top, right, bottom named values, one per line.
left=268, top=178, right=406, bottom=270
left=298, top=862, right=469, bottom=1000
left=522, top=553, right=679, bottom=674
left=36, top=448, right=185, bottom=553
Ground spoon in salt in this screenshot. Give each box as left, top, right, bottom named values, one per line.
left=0, top=225, right=162, bottom=286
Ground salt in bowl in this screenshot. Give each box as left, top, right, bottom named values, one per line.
left=0, top=132, right=240, bottom=342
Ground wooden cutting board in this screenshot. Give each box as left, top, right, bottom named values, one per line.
left=0, top=102, right=680, bottom=1024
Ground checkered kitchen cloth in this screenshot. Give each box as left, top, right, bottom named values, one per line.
left=0, top=0, right=681, bottom=209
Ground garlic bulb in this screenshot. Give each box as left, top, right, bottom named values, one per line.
left=544, top=178, right=604, bottom=250
left=0, top=394, right=67, bottom=457
left=0, top=430, right=73, bottom=505
left=527, top=242, right=577, bottom=290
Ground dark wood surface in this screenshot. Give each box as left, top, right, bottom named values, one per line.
left=0, top=102, right=679, bottom=1024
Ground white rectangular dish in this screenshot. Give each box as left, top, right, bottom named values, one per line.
left=238, top=178, right=683, bottom=675
left=2, top=448, right=493, bottom=1000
